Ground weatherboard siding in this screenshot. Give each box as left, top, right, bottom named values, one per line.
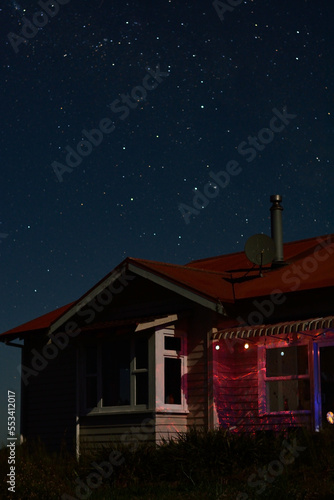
left=214, top=339, right=313, bottom=432
left=185, top=312, right=211, bottom=431
left=155, top=413, right=188, bottom=442
left=79, top=412, right=155, bottom=452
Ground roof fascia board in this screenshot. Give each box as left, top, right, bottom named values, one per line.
left=4, top=341, right=23, bottom=348
left=128, top=263, right=226, bottom=316
left=48, top=264, right=129, bottom=335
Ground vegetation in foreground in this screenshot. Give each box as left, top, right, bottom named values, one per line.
left=1, top=427, right=334, bottom=499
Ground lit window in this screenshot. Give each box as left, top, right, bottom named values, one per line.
left=259, top=344, right=310, bottom=414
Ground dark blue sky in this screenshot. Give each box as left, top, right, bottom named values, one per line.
left=0, top=0, right=333, bottom=442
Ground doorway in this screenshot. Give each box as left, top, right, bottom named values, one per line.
left=319, top=346, right=334, bottom=426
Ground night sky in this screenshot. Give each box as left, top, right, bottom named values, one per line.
left=0, top=0, right=333, bottom=441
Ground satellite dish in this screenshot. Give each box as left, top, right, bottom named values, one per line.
left=244, top=234, right=276, bottom=266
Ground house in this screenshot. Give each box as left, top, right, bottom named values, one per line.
left=1, top=195, right=334, bottom=455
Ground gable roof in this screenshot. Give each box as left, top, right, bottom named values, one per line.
left=127, top=257, right=233, bottom=305
left=1, top=234, right=333, bottom=340
left=0, top=302, right=75, bottom=340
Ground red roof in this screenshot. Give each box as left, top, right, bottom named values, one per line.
left=186, top=234, right=332, bottom=271
left=127, top=257, right=234, bottom=302
left=186, top=234, right=334, bottom=299
left=1, top=234, right=333, bottom=339
left=1, top=303, right=75, bottom=339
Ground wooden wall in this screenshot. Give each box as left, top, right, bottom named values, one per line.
left=186, top=310, right=212, bottom=431
left=155, top=413, right=187, bottom=442
left=213, top=337, right=312, bottom=432
left=79, top=412, right=155, bottom=453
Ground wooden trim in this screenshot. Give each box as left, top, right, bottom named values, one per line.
left=128, top=263, right=227, bottom=316
left=135, top=315, right=178, bottom=332
left=214, top=316, right=334, bottom=340
left=48, top=265, right=128, bottom=334
left=155, top=327, right=188, bottom=413
left=259, top=340, right=311, bottom=415
left=207, top=328, right=219, bottom=430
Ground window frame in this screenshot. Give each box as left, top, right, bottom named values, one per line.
left=258, top=341, right=311, bottom=416
left=81, top=334, right=151, bottom=414
left=80, top=326, right=188, bottom=415
left=155, top=327, right=188, bottom=413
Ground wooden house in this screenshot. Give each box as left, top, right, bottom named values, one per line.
left=1, top=197, right=334, bottom=454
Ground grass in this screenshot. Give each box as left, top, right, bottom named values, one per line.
left=1, top=428, right=334, bottom=499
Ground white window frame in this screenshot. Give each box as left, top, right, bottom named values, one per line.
left=258, top=341, right=311, bottom=416
left=155, top=327, right=188, bottom=413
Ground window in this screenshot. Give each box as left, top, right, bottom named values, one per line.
left=259, top=344, right=310, bottom=414
left=134, top=338, right=149, bottom=405
left=85, top=343, right=98, bottom=408
left=102, top=338, right=131, bottom=406
left=82, top=335, right=149, bottom=412
left=81, top=326, right=187, bottom=414
left=155, top=328, right=187, bottom=412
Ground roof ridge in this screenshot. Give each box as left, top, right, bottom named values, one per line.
left=129, top=257, right=231, bottom=276
left=185, top=233, right=334, bottom=266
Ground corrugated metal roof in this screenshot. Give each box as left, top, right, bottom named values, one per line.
left=128, top=234, right=334, bottom=302
left=0, top=302, right=75, bottom=339
left=127, top=257, right=234, bottom=303
left=213, top=316, right=334, bottom=339
left=1, top=234, right=333, bottom=340
left=186, top=234, right=332, bottom=271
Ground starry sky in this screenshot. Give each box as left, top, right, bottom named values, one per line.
left=0, top=0, right=333, bottom=442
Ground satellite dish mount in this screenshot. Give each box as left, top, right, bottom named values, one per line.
left=244, top=234, right=276, bottom=276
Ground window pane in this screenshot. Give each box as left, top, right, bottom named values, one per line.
left=86, top=345, right=97, bottom=374
left=135, top=338, right=148, bottom=369
left=86, top=376, right=97, bottom=408
left=85, top=346, right=97, bottom=408
left=267, top=379, right=310, bottom=412
left=102, top=340, right=130, bottom=406
left=266, top=345, right=308, bottom=377
left=164, top=358, right=181, bottom=404
left=136, top=372, right=148, bottom=405
left=165, top=336, right=181, bottom=351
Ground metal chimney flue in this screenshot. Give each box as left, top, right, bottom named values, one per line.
left=270, top=194, right=285, bottom=267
